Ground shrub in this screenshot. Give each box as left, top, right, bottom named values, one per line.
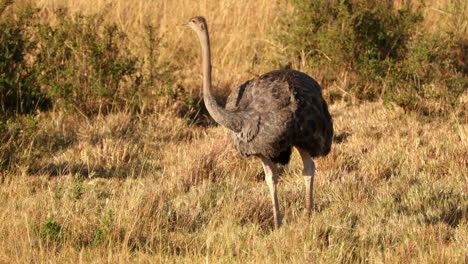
left=34, top=10, right=142, bottom=115
left=280, top=0, right=466, bottom=117
left=386, top=33, right=467, bottom=117
left=0, top=0, right=49, bottom=115
left=0, top=1, right=180, bottom=117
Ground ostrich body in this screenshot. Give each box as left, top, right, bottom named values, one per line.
left=184, top=17, right=333, bottom=229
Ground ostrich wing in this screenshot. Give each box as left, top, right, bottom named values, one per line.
left=225, top=80, right=262, bottom=142
left=233, top=110, right=260, bottom=142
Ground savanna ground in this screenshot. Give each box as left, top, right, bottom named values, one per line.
left=0, top=0, right=467, bottom=263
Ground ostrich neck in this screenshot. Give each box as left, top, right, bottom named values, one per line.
left=200, top=30, right=214, bottom=107
left=198, top=28, right=240, bottom=131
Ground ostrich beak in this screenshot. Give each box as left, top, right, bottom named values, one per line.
left=182, top=22, right=189, bottom=27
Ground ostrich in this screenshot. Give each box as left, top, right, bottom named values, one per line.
left=183, top=17, right=333, bottom=229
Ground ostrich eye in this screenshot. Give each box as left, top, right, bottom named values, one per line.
left=191, top=19, right=195, bottom=23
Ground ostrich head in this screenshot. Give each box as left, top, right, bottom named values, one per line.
left=183, top=16, right=208, bottom=34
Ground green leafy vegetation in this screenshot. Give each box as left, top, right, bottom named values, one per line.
left=0, top=1, right=183, bottom=118
left=39, top=217, right=64, bottom=244
left=279, top=0, right=466, bottom=117
left=35, top=11, right=141, bottom=115
left=0, top=1, right=48, bottom=115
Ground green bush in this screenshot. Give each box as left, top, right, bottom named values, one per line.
left=280, top=0, right=422, bottom=92
left=280, top=0, right=466, bottom=117
left=0, top=2, right=180, bottom=117
left=35, top=10, right=142, bottom=115
left=386, top=33, right=467, bottom=117
left=0, top=1, right=49, bottom=115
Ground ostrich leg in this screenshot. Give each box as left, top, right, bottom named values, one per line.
left=260, top=156, right=282, bottom=229
left=297, top=147, right=316, bottom=218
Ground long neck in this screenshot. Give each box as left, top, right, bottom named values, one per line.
left=197, top=27, right=240, bottom=131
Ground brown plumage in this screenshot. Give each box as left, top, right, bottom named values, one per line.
left=226, top=70, right=333, bottom=165
left=184, top=16, right=333, bottom=229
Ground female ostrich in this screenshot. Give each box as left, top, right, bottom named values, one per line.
left=184, top=17, right=333, bottom=228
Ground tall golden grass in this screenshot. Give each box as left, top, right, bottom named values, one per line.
left=36, top=0, right=467, bottom=84
left=1, top=0, right=466, bottom=262
left=37, top=0, right=284, bottom=88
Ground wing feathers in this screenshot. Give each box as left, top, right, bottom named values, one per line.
left=234, top=110, right=260, bottom=142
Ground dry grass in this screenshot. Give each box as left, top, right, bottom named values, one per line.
left=1, top=101, right=466, bottom=263
left=1, top=0, right=467, bottom=263
left=36, top=0, right=283, bottom=89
